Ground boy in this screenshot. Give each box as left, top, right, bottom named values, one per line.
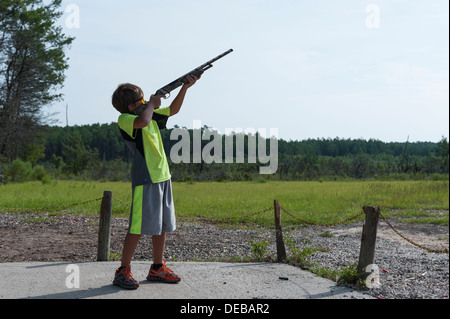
left=111, top=74, right=199, bottom=289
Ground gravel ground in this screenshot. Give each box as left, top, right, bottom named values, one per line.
left=0, top=212, right=448, bottom=299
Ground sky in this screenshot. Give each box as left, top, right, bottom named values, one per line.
left=51, top=0, right=449, bottom=143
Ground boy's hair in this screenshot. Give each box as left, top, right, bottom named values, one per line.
left=112, top=83, right=143, bottom=113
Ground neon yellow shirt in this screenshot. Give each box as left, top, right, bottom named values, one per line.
left=118, top=107, right=171, bottom=184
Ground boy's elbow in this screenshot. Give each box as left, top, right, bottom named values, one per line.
left=133, top=116, right=151, bottom=129
left=142, top=118, right=152, bottom=127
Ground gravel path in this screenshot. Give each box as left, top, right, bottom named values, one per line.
left=0, top=212, right=448, bottom=299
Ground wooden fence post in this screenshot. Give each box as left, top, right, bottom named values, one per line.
left=97, top=191, right=113, bottom=262
left=274, top=200, right=287, bottom=262
left=357, top=206, right=380, bottom=279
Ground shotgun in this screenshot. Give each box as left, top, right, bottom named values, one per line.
left=155, top=49, right=233, bottom=99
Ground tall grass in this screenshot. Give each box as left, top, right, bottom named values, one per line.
left=0, top=180, right=448, bottom=226
left=0, top=181, right=131, bottom=216
left=174, top=180, right=449, bottom=225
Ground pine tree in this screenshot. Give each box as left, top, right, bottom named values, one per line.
left=0, top=0, right=74, bottom=160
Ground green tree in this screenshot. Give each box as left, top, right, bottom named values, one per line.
left=0, top=0, right=74, bottom=161
left=62, top=132, right=98, bottom=175
left=436, top=137, right=449, bottom=173
left=19, top=134, right=46, bottom=165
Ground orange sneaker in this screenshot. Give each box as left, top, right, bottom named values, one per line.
left=113, top=266, right=139, bottom=290
left=146, top=260, right=181, bottom=284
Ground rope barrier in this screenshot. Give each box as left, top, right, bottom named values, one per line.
left=379, top=213, right=449, bottom=254
left=1, top=195, right=447, bottom=254
left=280, top=205, right=365, bottom=227
left=204, top=207, right=273, bottom=222
left=0, top=197, right=102, bottom=214
left=112, top=197, right=131, bottom=207
left=279, top=205, right=448, bottom=255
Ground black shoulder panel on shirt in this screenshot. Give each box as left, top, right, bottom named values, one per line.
left=119, top=128, right=145, bottom=158
left=152, top=112, right=169, bottom=130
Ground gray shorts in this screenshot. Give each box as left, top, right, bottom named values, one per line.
left=128, top=179, right=176, bottom=236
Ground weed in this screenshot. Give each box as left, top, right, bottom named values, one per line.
left=109, top=251, right=121, bottom=261
left=319, top=231, right=334, bottom=238
left=250, top=238, right=270, bottom=261
left=285, top=234, right=317, bottom=268
left=21, top=217, right=57, bottom=223
left=336, top=263, right=360, bottom=285
left=284, top=233, right=365, bottom=287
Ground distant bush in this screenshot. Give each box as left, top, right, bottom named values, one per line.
left=31, top=164, right=52, bottom=184
left=5, top=159, right=33, bottom=182
left=4, top=159, right=52, bottom=184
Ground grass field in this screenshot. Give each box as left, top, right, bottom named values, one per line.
left=0, top=180, right=448, bottom=226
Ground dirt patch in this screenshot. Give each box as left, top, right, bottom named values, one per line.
left=0, top=215, right=103, bottom=262
left=1, top=212, right=448, bottom=262
left=329, top=222, right=449, bottom=252
left=0, top=213, right=269, bottom=262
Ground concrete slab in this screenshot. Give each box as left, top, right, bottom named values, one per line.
left=0, top=261, right=374, bottom=299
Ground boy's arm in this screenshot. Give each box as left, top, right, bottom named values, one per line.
left=133, top=95, right=162, bottom=129
left=169, top=74, right=200, bottom=116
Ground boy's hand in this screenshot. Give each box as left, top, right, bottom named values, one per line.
left=148, top=94, right=163, bottom=109
left=182, top=74, right=201, bottom=90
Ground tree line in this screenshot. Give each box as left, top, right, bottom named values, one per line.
left=2, top=122, right=447, bottom=183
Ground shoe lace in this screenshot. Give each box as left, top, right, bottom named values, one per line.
left=161, top=264, right=173, bottom=275
left=121, top=266, right=134, bottom=279
left=153, top=260, right=175, bottom=276
left=161, top=261, right=178, bottom=278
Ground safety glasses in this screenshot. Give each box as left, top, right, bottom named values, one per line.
left=134, top=96, right=146, bottom=105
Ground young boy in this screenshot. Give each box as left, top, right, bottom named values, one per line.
left=111, top=74, right=199, bottom=289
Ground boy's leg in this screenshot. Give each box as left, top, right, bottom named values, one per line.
left=152, top=232, right=166, bottom=265
left=121, top=233, right=141, bottom=267
left=147, top=232, right=181, bottom=283
left=113, top=233, right=141, bottom=289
